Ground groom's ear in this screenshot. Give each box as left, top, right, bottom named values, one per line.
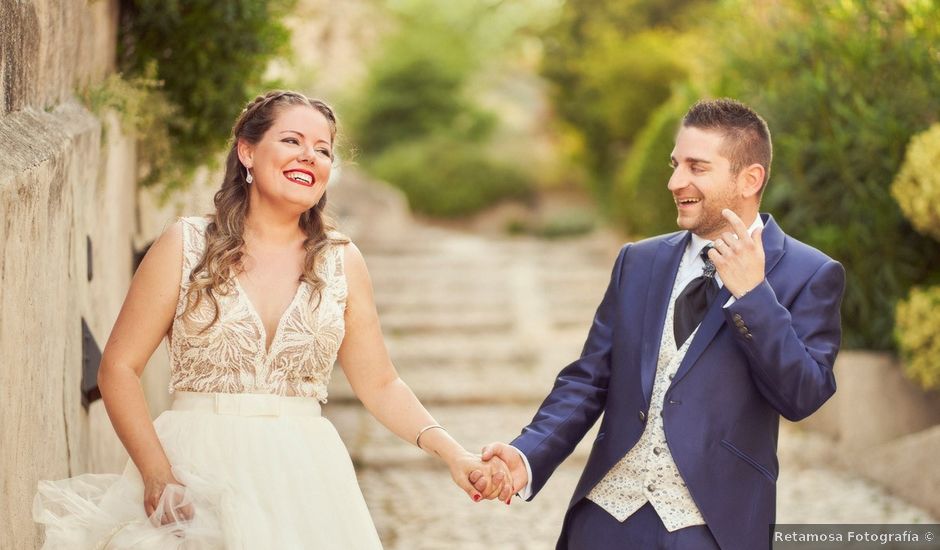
left=739, top=163, right=765, bottom=199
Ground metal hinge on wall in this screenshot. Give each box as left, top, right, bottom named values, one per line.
left=81, top=317, right=102, bottom=410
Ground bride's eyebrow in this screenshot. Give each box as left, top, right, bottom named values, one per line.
left=280, top=130, right=330, bottom=146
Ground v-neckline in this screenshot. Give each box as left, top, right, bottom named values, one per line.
left=233, top=276, right=306, bottom=357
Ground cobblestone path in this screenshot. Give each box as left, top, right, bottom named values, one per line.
left=324, top=222, right=935, bottom=550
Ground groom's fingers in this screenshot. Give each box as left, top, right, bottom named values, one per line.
left=484, top=473, right=503, bottom=500
left=483, top=442, right=514, bottom=464
left=722, top=208, right=749, bottom=241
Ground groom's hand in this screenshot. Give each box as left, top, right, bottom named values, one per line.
left=709, top=208, right=765, bottom=299
left=478, top=442, right=528, bottom=503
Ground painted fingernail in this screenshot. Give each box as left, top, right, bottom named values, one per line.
left=472, top=494, right=481, bottom=502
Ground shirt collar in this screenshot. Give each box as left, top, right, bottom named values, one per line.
left=688, top=214, right=765, bottom=260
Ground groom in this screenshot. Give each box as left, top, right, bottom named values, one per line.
left=474, top=99, right=845, bottom=549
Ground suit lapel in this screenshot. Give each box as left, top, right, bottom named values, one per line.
left=671, top=214, right=787, bottom=385
left=639, top=232, right=688, bottom=405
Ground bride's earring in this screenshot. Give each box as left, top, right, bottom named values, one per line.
left=245, top=168, right=253, bottom=184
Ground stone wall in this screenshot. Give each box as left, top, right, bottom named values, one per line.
left=798, top=351, right=940, bottom=517
left=0, top=1, right=136, bottom=548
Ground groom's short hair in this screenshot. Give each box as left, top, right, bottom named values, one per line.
left=683, top=98, right=773, bottom=195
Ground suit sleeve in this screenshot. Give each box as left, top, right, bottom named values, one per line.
left=509, top=244, right=629, bottom=499
left=724, top=258, right=846, bottom=421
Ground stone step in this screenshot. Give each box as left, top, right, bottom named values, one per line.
left=324, top=403, right=600, bottom=467
left=383, top=335, right=538, bottom=368
left=378, top=310, right=514, bottom=335
left=327, top=363, right=563, bottom=406
left=372, top=278, right=511, bottom=296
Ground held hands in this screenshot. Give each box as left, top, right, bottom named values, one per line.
left=468, top=442, right=529, bottom=505
left=447, top=449, right=513, bottom=503
left=708, top=209, right=765, bottom=299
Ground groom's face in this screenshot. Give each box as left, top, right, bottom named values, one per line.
left=667, top=126, right=745, bottom=240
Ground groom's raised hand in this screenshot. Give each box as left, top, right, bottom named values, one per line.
left=709, top=208, right=765, bottom=299
left=472, top=442, right=528, bottom=504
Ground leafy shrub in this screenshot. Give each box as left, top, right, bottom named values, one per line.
left=347, top=18, right=493, bottom=157
left=79, top=63, right=178, bottom=176
left=540, top=0, right=709, bottom=192
left=706, top=0, right=940, bottom=349
left=349, top=1, right=542, bottom=218
left=118, top=0, right=295, bottom=190
left=895, top=286, right=940, bottom=390
left=892, top=124, right=940, bottom=242
left=369, top=137, right=534, bottom=218
left=611, top=85, right=698, bottom=238
left=532, top=210, right=597, bottom=239
left=893, top=125, right=940, bottom=391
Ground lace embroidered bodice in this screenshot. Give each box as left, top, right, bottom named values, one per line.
left=167, top=217, right=348, bottom=402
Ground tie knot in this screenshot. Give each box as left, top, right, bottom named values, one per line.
left=701, top=245, right=716, bottom=278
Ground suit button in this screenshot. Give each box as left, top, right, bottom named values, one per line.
left=745, top=333, right=753, bottom=340
left=733, top=313, right=743, bottom=322
left=653, top=447, right=662, bottom=455
left=738, top=326, right=749, bottom=335
left=668, top=373, right=675, bottom=381
left=734, top=318, right=745, bottom=328
left=638, top=411, right=647, bottom=422
left=647, top=484, right=655, bottom=492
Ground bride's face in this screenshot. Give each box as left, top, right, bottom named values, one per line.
left=240, top=104, right=334, bottom=213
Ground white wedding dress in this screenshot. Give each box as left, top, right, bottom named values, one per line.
left=33, top=217, right=383, bottom=549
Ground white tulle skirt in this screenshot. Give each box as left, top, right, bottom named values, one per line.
left=33, top=392, right=383, bottom=549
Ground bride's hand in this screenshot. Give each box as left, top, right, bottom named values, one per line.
left=143, top=470, right=194, bottom=526
left=447, top=450, right=510, bottom=502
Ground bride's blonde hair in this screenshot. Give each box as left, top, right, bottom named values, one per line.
left=183, top=90, right=348, bottom=329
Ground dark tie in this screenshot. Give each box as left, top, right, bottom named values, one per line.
left=673, top=245, right=719, bottom=348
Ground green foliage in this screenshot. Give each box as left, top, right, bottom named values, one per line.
left=350, top=0, right=546, bottom=217
left=541, top=0, right=710, bottom=193
left=892, top=124, right=940, bottom=242
left=348, top=24, right=495, bottom=156
left=896, top=285, right=940, bottom=391
left=504, top=210, right=598, bottom=239
left=611, top=85, right=698, bottom=238
left=893, top=126, right=940, bottom=391
left=706, top=0, right=940, bottom=350
left=532, top=210, right=597, bottom=239
left=369, top=137, right=534, bottom=217
left=118, top=0, right=295, bottom=190
left=79, top=64, right=178, bottom=173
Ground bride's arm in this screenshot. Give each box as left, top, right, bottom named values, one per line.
left=97, top=221, right=186, bottom=522
left=337, top=242, right=509, bottom=502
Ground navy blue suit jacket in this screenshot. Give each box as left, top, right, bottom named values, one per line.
left=510, top=214, right=845, bottom=550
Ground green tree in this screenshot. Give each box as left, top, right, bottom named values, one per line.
left=541, top=0, right=712, bottom=194
left=611, top=84, right=699, bottom=237
left=119, top=0, right=295, bottom=189
left=707, top=0, right=940, bottom=349
left=349, top=0, right=545, bottom=216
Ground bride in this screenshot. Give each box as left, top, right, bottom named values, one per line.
left=33, top=90, right=512, bottom=549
